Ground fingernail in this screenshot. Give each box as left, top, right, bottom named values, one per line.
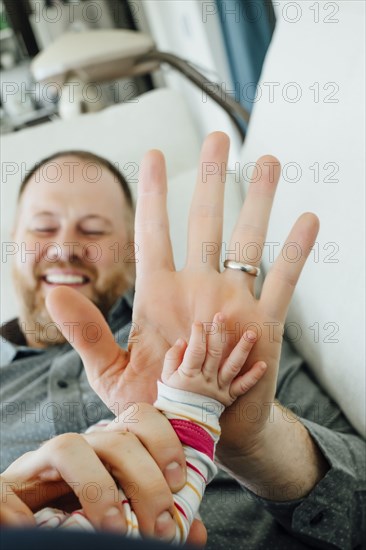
left=155, top=511, right=176, bottom=540
left=102, top=506, right=126, bottom=533
left=245, top=331, right=257, bottom=341
left=164, top=461, right=185, bottom=490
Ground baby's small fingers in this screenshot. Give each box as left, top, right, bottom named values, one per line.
left=230, top=361, right=267, bottom=399
left=203, top=312, right=225, bottom=377
left=219, top=331, right=257, bottom=385
left=180, top=322, right=206, bottom=375
left=162, top=339, right=187, bottom=383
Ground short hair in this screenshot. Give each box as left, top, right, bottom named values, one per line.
left=17, top=150, right=133, bottom=208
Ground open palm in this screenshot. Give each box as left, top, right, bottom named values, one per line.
left=47, top=132, right=319, bottom=453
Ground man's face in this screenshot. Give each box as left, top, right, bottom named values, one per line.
left=12, top=155, right=134, bottom=347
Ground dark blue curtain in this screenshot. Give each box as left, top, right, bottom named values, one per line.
left=216, top=0, right=276, bottom=114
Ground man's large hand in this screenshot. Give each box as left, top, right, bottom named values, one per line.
left=47, top=131, right=319, bottom=468
left=131, top=133, right=318, bottom=452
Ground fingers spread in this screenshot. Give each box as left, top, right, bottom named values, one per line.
left=186, top=132, right=229, bottom=270
left=135, top=149, right=174, bottom=274
left=230, top=156, right=280, bottom=264
left=260, top=212, right=320, bottom=321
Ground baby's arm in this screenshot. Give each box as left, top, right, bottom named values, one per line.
left=153, top=312, right=267, bottom=543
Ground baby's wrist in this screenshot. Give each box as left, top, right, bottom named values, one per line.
left=155, top=381, right=225, bottom=424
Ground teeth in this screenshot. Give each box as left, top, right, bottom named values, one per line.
left=44, top=274, right=87, bottom=284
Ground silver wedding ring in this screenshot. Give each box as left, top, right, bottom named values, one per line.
left=223, top=259, right=260, bottom=277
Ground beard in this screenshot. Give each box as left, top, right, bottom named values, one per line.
left=12, top=260, right=135, bottom=348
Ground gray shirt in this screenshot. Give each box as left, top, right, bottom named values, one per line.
left=1, top=294, right=365, bottom=549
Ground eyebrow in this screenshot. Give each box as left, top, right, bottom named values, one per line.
left=32, top=211, right=56, bottom=217
left=32, top=212, right=112, bottom=224
left=80, top=215, right=112, bottom=224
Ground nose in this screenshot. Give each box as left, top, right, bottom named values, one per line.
left=43, top=226, right=83, bottom=263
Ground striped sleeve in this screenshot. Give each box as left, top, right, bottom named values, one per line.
left=154, top=381, right=225, bottom=543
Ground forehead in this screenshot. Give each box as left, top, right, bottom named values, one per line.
left=20, top=155, right=127, bottom=214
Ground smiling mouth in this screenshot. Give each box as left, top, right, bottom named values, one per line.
left=42, top=274, right=91, bottom=286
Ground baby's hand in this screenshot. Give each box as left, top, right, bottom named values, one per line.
left=161, top=313, right=267, bottom=407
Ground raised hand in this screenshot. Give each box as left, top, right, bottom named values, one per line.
left=46, top=131, right=319, bottom=465
left=128, top=132, right=319, bottom=456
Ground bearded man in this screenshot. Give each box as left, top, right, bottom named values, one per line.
left=1, top=133, right=364, bottom=549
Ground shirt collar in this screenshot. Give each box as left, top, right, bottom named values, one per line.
left=0, top=332, right=51, bottom=365
left=1, top=338, right=18, bottom=364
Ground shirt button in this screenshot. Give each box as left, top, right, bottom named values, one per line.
left=57, top=380, right=69, bottom=389
left=309, top=511, right=324, bottom=525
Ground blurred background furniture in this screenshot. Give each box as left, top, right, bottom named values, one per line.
left=0, top=0, right=274, bottom=159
